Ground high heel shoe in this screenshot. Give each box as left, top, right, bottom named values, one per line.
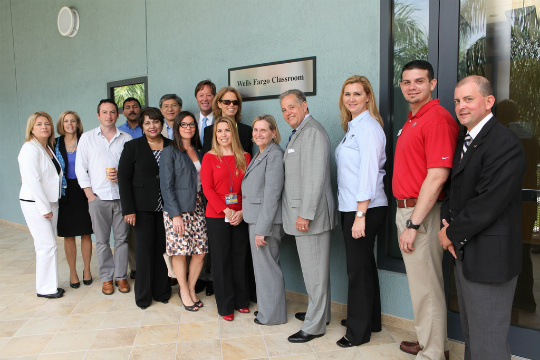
left=194, top=300, right=203, bottom=308
left=179, top=291, right=199, bottom=312
left=82, top=271, right=93, bottom=286
left=238, top=308, right=250, bottom=313
left=222, top=314, right=234, bottom=321
left=70, top=276, right=80, bottom=288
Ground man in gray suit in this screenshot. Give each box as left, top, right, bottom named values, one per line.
left=280, top=89, right=337, bottom=343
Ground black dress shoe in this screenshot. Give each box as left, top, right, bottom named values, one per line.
left=295, top=312, right=329, bottom=325
left=288, top=330, right=324, bottom=343
left=57, top=288, right=65, bottom=294
left=205, top=281, right=214, bottom=296
left=170, top=278, right=178, bottom=286
left=340, top=319, right=346, bottom=327
left=254, top=311, right=258, bottom=317
left=37, top=290, right=63, bottom=299
left=195, top=279, right=207, bottom=294
left=254, top=318, right=263, bottom=325
left=140, top=306, right=147, bottom=310
left=336, top=336, right=354, bottom=348
left=130, top=270, right=136, bottom=279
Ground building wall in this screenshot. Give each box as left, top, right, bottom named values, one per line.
left=0, top=0, right=413, bottom=320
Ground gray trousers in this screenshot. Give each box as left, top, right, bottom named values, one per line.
left=248, top=224, right=287, bottom=325
left=455, top=259, right=517, bottom=360
left=296, top=230, right=331, bottom=335
left=88, top=197, right=129, bottom=282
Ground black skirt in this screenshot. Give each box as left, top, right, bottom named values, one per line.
left=57, top=178, right=93, bottom=237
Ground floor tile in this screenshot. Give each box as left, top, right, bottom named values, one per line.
left=0, top=334, right=54, bottom=357
left=179, top=304, right=218, bottom=323
left=219, top=317, right=262, bottom=338
left=134, top=324, right=179, bottom=346
left=71, top=298, right=114, bottom=315
left=141, top=308, right=181, bottom=326
left=316, top=348, right=365, bottom=359
left=14, top=316, right=67, bottom=336
left=130, top=343, right=176, bottom=360
left=90, top=327, right=138, bottom=349
left=84, top=347, right=132, bottom=360
left=358, top=343, right=413, bottom=359
left=221, top=335, right=268, bottom=360
left=37, top=351, right=86, bottom=360
left=0, top=320, right=26, bottom=337
left=42, top=330, right=97, bottom=353
left=59, top=313, right=107, bottom=332
left=177, top=320, right=219, bottom=341
left=263, top=332, right=313, bottom=357
left=175, top=339, right=221, bottom=360
left=100, top=310, right=144, bottom=329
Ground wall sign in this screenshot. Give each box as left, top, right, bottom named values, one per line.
left=229, top=57, right=316, bottom=101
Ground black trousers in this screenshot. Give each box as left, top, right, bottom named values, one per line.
left=206, top=217, right=250, bottom=316
left=341, top=206, right=387, bottom=345
left=133, top=211, right=171, bottom=307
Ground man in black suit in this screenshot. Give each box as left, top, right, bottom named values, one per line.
left=439, top=75, right=525, bottom=360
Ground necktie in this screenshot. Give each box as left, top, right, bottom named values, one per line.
left=288, top=129, right=297, bottom=145
left=201, top=117, right=208, bottom=144
left=461, top=133, right=472, bottom=161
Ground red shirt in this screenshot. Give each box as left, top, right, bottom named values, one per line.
left=392, top=99, right=458, bottom=200
left=201, top=153, right=251, bottom=218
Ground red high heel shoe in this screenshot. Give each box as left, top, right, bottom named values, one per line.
left=222, top=314, right=234, bottom=321
left=238, top=308, right=250, bottom=313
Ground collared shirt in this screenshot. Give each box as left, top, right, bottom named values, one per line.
left=165, top=122, right=174, bottom=140
left=198, top=112, right=214, bottom=142
left=335, top=111, right=388, bottom=211
left=468, top=113, right=493, bottom=140
left=75, top=127, right=132, bottom=200
left=118, top=120, right=143, bottom=139
left=392, top=99, right=458, bottom=200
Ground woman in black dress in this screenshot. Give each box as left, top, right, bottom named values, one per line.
left=55, top=111, right=93, bottom=288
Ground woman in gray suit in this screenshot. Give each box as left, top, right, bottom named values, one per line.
left=241, top=115, right=287, bottom=325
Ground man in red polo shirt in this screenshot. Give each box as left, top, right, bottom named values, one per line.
left=393, top=60, right=458, bottom=360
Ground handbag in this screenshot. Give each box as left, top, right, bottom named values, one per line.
left=163, top=253, right=176, bottom=278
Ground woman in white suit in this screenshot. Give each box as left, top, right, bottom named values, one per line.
left=241, top=115, right=287, bottom=325
left=18, top=112, right=64, bottom=299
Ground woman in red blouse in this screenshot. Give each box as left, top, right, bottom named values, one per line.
left=201, top=116, right=252, bottom=321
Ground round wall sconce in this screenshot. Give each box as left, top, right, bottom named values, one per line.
left=57, top=6, right=79, bottom=37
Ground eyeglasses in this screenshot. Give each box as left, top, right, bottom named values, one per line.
left=220, top=99, right=240, bottom=106
left=180, top=122, right=196, bottom=128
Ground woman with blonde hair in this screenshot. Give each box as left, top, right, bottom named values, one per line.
left=18, top=112, right=64, bottom=298
left=334, top=75, right=388, bottom=347
left=241, top=115, right=287, bottom=325
left=201, top=116, right=251, bottom=321
left=55, top=111, right=93, bottom=289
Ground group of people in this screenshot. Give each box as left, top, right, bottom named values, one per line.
left=18, top=60, right=525, bottom=358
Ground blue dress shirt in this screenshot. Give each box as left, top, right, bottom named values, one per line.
left=335, top=110, right=388, bottom=211
left=118, top=121, right=143, bottom=139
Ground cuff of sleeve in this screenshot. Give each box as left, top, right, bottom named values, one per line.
left=78, top=179, right=91, bottom=189
left=355, top=191, right=373, bottom=202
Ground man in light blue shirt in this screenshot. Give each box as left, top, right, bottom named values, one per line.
left=118, top=97, right=142, bottom=139
left=159, top=94, right=182, bottom=139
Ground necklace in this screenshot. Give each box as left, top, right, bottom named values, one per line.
left=147, top=139, right=163, bottom=145
left=65, top=138, right=77, bottom=154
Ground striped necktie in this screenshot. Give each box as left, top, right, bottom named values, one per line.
left=460, top=133, right=472, bottom=161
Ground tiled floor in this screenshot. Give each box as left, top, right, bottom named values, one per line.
left=0, top=221, right=499, bottom=359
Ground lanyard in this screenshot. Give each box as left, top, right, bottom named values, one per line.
left=223, top=156, right=235, bottom=193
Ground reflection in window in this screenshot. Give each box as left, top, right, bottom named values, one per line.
left=113, top=83, right=146, bottom=110
left=457, top=0, right=540, bottom=331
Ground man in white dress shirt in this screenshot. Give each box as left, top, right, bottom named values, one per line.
left=76, top=99, right=133, bottom=295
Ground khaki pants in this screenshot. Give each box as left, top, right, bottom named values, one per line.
left=396, top=203, right=447, bottom=360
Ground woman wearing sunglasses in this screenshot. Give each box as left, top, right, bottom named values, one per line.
left=201, top=87, right=253, bottom=156
left=159, top=111, right=207, bottom=311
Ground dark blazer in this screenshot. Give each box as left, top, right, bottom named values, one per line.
left=441, top=116, right=526, bottom=283
left=118, top=136, right=172, bottom=214
left=202, top=122, right=253, bottom=156
left=241, top=142, right=284, bottom=236
left=159, top=145, right=203, bottom=218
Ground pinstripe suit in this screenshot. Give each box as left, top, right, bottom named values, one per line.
left=282, top=115, right=337, bottom=335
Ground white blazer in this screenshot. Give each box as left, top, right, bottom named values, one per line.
left=18, top=139, right=62, bottom=215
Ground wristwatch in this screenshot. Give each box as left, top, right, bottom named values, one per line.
left=356, top=211, right=366, bottom=218
left=406, top=219, right=420, bottom=230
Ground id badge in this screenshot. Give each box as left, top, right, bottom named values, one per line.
left=225, top=193, right=238, bottom=205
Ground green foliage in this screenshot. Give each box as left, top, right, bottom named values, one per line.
left=114, top=83, right=146, bottom=108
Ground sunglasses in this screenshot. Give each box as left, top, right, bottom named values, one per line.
left=220, top=99, right=240, bottom=106
left=180, top=122, right=196, bottom=128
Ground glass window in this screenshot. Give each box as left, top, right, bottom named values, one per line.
left=107, top=76, right=148, bottom=111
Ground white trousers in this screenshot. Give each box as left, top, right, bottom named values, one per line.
left=20, top=201, right=59, bottom=295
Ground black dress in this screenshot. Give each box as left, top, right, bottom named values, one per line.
left=56, top=136, right=93, bottom=237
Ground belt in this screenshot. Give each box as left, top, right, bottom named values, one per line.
left=396, top=198, right=417, bottom=208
